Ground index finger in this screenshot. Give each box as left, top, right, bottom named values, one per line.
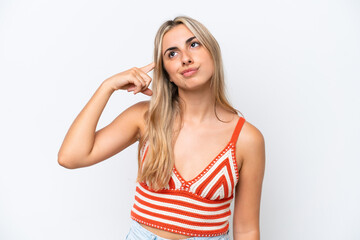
left=140, top=62, right=155, bottom=73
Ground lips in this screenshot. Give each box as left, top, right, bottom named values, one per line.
left=181, top=67, right=198, bottom=77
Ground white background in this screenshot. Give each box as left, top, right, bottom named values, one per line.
left=0, top=0, right=359, bottom=239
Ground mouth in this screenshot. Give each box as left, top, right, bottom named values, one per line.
left=181, top=67, right=198, bottom=77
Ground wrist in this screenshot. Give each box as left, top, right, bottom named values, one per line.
left=100, top=79, right=116, bottom=94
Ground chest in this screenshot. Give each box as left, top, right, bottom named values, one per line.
left=170, top=138, right=239, bottom=200
left=173, top=123, right=241, bottom=182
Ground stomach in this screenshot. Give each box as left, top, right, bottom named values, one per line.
left=139, top=223, right=190, bottom=239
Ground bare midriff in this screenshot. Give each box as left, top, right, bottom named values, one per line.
left=139, top=223, right=190, bottom=240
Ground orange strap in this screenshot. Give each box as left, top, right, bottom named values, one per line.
left=230, top=117, right=245, bottom=144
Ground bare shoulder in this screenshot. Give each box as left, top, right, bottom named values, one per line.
left=239, top=120, right=265, bottom=148
left=237, top=119, right=265, bottom=167
left=125, top=100, right=149, bottom=138
left=127, top=100, right=150, bottom=112
left=120, top=100, right=149, bottom=119
left=105, top=100, right=150, bottom=140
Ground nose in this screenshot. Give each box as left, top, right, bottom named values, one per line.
left=181, top=51, right=193, bottom=65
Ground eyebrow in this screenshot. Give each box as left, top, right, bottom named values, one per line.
left=163, top=36, right=197, bottom=56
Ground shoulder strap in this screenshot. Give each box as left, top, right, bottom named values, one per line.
left=230, top=117, right=246, bottom=144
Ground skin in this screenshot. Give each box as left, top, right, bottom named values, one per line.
left=58, top=24, right=265, bottom=240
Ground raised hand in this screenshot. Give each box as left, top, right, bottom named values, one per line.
left=104, top=62, right=155, bottom=96
left=58, top=63, right=155, bottom=169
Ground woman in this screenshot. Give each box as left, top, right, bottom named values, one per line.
left=58, top=16, right=265, bottom=240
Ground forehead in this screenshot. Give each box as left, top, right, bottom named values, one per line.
left=162, top=24, right=195, bottom=52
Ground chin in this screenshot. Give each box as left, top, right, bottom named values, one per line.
left=181, top=80, right=211, bottom=91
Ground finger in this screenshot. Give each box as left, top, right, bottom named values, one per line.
left=135, top=70, right=152, bottom=93
left=141, top=88, right=153, bottom=96
left=127, top=85, right=136, bottom=92
left=133, top=74, right=147, bottom=94
left=138, top=71, right=152, bottom=87
left=140, top=62, right=155, bottom=73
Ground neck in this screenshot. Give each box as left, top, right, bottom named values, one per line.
left=177, top=87, right=216, bottom=124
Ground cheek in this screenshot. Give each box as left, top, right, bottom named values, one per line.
left=163, top=62, right=177, bottom=76
left=204, top=55, right=215, bottom=75
left=200, top=50, right=214, bottom=69
left=161, top=63, right=173, bottom=82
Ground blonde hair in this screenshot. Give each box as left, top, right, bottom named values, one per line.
left=137, top=16, right=238, bottom=191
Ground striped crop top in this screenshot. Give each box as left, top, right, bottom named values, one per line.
left=130, top=117, right=246, bottom=237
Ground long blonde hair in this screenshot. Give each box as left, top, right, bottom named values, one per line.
left=137, top=16, right=238, bottom=191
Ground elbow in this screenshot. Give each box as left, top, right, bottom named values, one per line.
left=57, top=153, right=79, bottom=169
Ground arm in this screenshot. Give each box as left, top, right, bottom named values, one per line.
left=233, top=122, right=265, bottom=240
left=57, top=63, right=154, bottom=169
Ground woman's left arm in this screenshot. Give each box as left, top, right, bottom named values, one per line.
left=233, top=122, right=265, bottom=240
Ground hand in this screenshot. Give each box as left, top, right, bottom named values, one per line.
left=104, top=62, right=155, bottom=96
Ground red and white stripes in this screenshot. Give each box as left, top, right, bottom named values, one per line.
left=130, top=117, right=245, bottom=237
left=131, top=181, right=232, bottom=236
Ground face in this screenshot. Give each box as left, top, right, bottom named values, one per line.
left=161, top=24, right=214, bottom=91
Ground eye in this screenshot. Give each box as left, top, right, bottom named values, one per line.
left=190, top=42, right=200, bottom=48
left=168, top=51, right=177, bottom=58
